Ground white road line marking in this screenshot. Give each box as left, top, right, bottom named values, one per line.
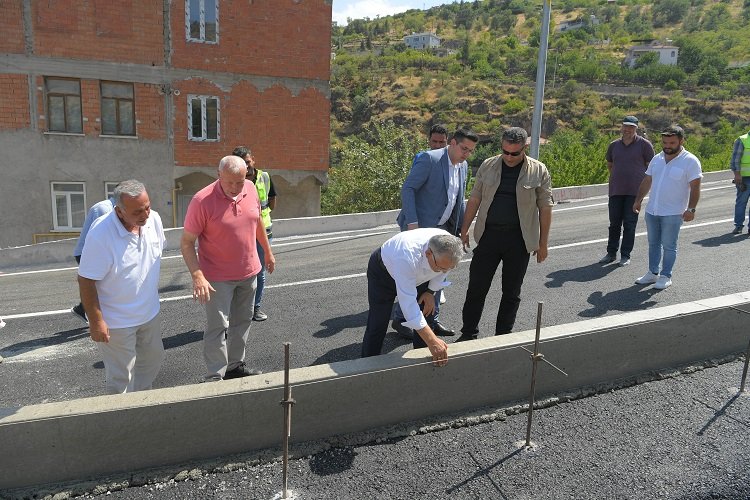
left=0, top=231, right=394, bottom=274
left=1, top=217, right=737, bottom=320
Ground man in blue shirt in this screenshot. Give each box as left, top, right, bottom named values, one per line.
left=71, top=188, right=119, bottom=323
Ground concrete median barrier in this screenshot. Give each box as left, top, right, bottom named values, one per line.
left=1, top=291, right=749, bottom=492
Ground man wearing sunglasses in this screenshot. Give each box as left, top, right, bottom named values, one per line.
left=456, top=127, right=553, bottom=342
left=395, top=127, right=479, bottom=340
left=361, top=229, right=464, bottom=366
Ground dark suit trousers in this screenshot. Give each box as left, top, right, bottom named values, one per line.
left=362, top=249, right=432, bottom=357
left=461, top=226, right=530, bottom=336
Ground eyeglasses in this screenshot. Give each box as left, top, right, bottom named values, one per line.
left=502, top=148, right=524, bottom=156
left=458, top=143, right=476, bottom=155
left=429, top=251, right=453, bottom=273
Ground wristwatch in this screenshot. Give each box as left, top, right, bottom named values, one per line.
left=686, top=208, right=696, bottom=213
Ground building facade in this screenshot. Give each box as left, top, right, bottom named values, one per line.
left=403, top=32, right=440, bottom=50
left=0, top=0, right=332, bottom=248
left=624, top=43, right=679, bottom=68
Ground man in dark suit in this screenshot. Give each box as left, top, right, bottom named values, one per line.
left=394, top=127, right=478, bottom=338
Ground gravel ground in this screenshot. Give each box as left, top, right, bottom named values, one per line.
left=18, top=358, right=749, bottom=500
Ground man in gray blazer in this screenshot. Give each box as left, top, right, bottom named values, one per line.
left=394, top=127, right=478, bottom=337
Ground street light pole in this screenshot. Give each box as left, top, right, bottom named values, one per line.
left=530, top=0, right=552, bottom=160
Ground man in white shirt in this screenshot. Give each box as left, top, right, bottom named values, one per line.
left=394, top=128, right=478, bottom=338
left=78, top=180, right=166, bottom=394
left=633, top=125, right=702, bottom=290
left=361, top=229, right=463, bottom=366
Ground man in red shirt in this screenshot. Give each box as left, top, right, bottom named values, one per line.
left=180, top=155, right=275, bottom=381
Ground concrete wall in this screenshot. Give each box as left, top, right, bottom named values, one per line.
left=0, top=129, right=173, bottom=248
left=1, top=292, right=748, bottom=491
left=0, top=170, right=731, bottom=265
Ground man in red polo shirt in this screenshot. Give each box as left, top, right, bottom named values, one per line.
left=181, top=155, right=275, bottom=381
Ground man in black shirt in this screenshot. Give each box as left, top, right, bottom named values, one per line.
left=457, top=127, right=553, bottom=341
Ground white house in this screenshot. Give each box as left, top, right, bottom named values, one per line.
left=624, top=42, right=679, bottom=68
left=403, top=32, right=440, bottom=50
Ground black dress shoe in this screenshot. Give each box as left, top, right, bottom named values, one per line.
left=223, top=362, right=262, bottom=380
left=391, top=319, right=414, bottom=340
left=455, top=333, right=477, bottom=342
left=430, top=321, right=455, bottom=336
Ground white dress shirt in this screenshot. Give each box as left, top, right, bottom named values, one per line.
left=380, top=228, right=452, bottom=331
left=438, top=160, right=461, bottom=226
left=645, top=148, right=702, bottom=216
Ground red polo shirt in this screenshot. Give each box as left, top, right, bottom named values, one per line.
left=184, top=180, right=262, bottom=282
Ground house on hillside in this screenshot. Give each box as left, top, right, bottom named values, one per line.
left=0, top=1, right=332, bottom=248
left=624, top=42, right=679, bottom=68
left=404, top=32, right=440, bottom=50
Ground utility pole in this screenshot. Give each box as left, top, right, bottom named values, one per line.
left=530, top=0, right=552, bottom=159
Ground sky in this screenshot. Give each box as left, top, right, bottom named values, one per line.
left=332, top=0, right=459, bottom=26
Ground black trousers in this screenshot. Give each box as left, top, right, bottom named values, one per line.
left=461, top=226, right=530, bottom=336
left=607, top=195, right=639, bottom=259
left=361, top=249, right=432, bottom=357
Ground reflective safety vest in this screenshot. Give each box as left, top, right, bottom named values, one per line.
left=740, top=133, right=750, bottom=177
left=255, top=168, right=272, bottom=231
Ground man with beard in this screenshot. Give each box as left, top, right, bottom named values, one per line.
left=633, top=125, right=702, bottom=290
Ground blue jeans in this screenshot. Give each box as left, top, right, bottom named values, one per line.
left=733, top=178, right=750, bottom=228
left=645, top=213, right=683, bottom=278
left=255, top=235, right=272, bottom=308
left=607, top=195, right=639, bottom=258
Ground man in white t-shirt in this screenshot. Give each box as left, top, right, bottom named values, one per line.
left=78, top=180, right=166, bottom=394
left=633, top=125, right=702, bottom=290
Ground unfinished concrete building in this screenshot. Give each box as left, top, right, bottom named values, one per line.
left=0, top=0, right=332, bottom=248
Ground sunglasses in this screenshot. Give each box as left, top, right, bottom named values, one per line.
left=502, top=149, right=523, bottom=157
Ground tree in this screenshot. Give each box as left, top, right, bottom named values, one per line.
left=652, top=0, right=690, bottom=27
left=322, top=123, right=423, bottom=215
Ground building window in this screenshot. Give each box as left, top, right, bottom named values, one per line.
left=100, top=82, right=135, bottom=136
left=51, top=182, right=86, bottom=230
left=46, top=78, right=82, bottom=134
left=188, top=95, right=220, bottom=141
left=104, top=181, right=119, bottom=199
left=186, top=0, right=218, bottom=43
left=671, top=51, right=676, bottom=57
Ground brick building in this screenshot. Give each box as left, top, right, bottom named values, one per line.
left=0, top=0, right=332, bottom=248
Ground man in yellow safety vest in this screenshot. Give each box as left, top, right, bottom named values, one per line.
left=731, top=130, right=750, bottom=235
left=232, top=146, right=277, bottom=321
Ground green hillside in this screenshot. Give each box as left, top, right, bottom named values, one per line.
left=323, top=0, right=750, bottom=215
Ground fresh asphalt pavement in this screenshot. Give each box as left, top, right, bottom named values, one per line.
left=0, top=177, right=746, bottom=408
left=1, top=177, right=749, bottom=498
left=72, top=357, right=750, bottom=500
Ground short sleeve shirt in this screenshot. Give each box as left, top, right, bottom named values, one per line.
left=645, top=149, right=703, bottom=216
left=605, top=135, right=655, bottom=197
left=78, top=210, right=165, bottom=329
left=183, top=180, right=262, bottom=282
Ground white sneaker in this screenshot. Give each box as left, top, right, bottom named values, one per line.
left=654, top=275, right=672, bottom=290
left=635, top=271, right=658, bottom=285
left=440, top=290, right=447, bottom=304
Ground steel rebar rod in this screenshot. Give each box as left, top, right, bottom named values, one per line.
left=740, top=337, right=750, bottom=393
left=525, top=302, right=544, bottom=448
left=280, top=342, right=295, bottom=498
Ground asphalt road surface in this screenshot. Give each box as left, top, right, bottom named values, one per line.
left=70, top=358, right=750, bottom=500
left=0, top=176, right=746, bottom=408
